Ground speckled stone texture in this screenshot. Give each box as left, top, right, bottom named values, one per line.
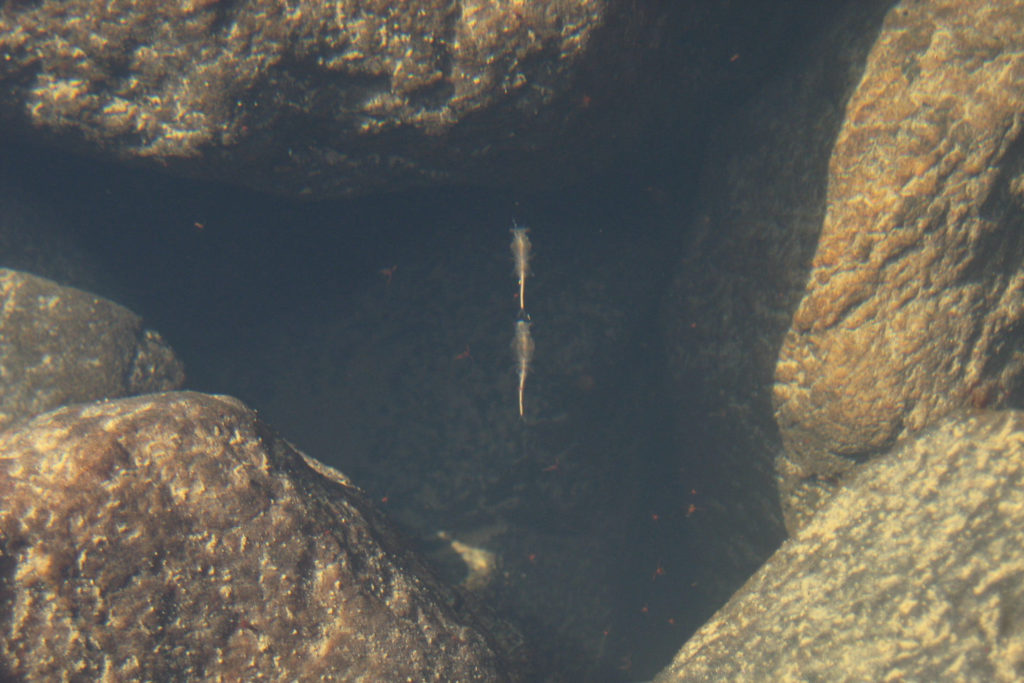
left=773, top=0, right=1024, bottom=526
left=0, top=268, right=184, bottom=431
left=0, top=392, right=524, bottom=681
left=655, top=410, right=1024, bottom=682
left=0, top=0, right=843, bottom=198
left=0, top=0, right=602, bottom=198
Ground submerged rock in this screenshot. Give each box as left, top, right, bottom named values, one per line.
left=655, top=410, right=1024, bottom=682
left=0, top=391, right=525, bottom=681
left=0, top=0, right=841, bottom=198
left=773, top=0, right=1024, bottom=525
left=0, top=268, right=184, bottom=432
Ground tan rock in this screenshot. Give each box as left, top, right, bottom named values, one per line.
left=0, top=1, right=840, bottom=198
left=655, top=410, right=1024, bottom=682
left=774, top=0, right=1024, bottom=525
left=0, top=391, right=524, bottom=681
left=1, top=0, right=603, bottom=197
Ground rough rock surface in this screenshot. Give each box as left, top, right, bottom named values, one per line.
left=655, top=410, right=1024, bottom=682
left=0, top=268, right=184, bottom=432
left=0, top=0, right=844, bottom=198
left=0, top=0, right=603, bottom=197
left=0, top=391, right=524, bottom=681
left=773, top=0, right=1024, bottom=524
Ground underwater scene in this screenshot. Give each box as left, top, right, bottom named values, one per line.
left=3, top=140, right=773, bottom=680
left=5, top=0, right=1024, bottom=681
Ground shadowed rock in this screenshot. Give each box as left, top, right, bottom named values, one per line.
left=0, top=268, right=184, bottom=431
left=662, top=0, right=893, bottom=537
left=0, top=391, right=525, bottom=681
left=0, top=0, right=846, bottom=198
left=773, top=0, right=1024, bottom=526
left=655, top=410, right=1024, bottom=682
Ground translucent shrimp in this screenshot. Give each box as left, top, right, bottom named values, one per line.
left=510, top=225, right=531, bottom=310
left=513, top=318, right=534, bottom=417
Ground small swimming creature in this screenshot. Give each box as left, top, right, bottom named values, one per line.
left=513, top=317, right=534, bottom=417
left=510, top=225, right=531, bottom=310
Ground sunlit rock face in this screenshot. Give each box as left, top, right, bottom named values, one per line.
left=773, top=0, right=1024, bottom=527
left=662, top=0, right=1024, bottom=535
left=0, top=391, right=525, bottom=681
left=655, top=410, right=1024, bottom=682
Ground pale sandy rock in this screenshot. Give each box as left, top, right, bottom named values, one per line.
left=0, top=268, right=184, bottom=431
left=773, top=0, right=1024, bottom=525
left=655, top=410, right=1024, bottom=682
left=0, top=391, right=525, bottom=681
